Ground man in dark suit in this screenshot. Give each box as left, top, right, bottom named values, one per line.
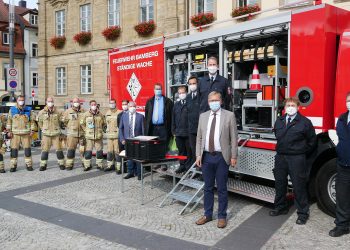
left=329, top=92, right=350, bottom=237
left=144, top=83, right=173, bottom=144
left=172, top=86, right=191, bottom=174
left=198, top=56, right=230, bottom=113
left=195, top=91, right=238, bottom=229
left=116, top=99, right=129, bottom=174
left=186, top=76, right=200, bottom=167
left=119, top=101, right=144, bottom=180
left=270, top=97, right=316, bottom=225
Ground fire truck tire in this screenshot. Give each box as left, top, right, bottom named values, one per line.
left=315, top=159, right=337, bottom=217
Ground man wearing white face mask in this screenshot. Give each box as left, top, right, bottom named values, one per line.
left=62, top=97, right=85, bottom=170
left=186, top=76, right=200, bottom=167
left=172, top=86, right=191, bottom=174
left=270, top=97, right=316, bottom=225
left=105, top=99, right=121, bottom=172
left=119, top=101, right=144, bottom=180
left=37, top=97, right=65, bottom=171
left=329, top=92, right=350, bottom=237
left=6, top=95, right=37, bottom=172
left=198, top=56, right=230, bottom=113
left=80, top=100, right=106, bottom=171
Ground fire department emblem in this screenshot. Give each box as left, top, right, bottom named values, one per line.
left=126, top=73, right=142, bottom=101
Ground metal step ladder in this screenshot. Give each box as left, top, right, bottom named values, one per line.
left=158, top=163, right=204, bottom=215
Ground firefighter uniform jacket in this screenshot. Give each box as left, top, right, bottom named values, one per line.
left=37, top=106, right=63, bottom=137
left=80, top=110, right=106, bottom=140
left=274, top=113, right=316, bottom=155
left=62, top=107, right=86, bottom=138
left=0, top=115, right=6, bottom=144
left=6, top=105, right=36, bottom=135
left=105, top=108, right=121, bottom=139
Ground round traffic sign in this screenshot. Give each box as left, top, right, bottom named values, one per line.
left=9, top=80, right=17, bottom=88
left=31, top=89, right=35, bottom=97
left=9, top=68, right=17, bottom=77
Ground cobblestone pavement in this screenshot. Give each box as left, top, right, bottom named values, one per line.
left=0, top=149, right=349, bottom=249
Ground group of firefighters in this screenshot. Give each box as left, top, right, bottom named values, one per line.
left=0, top=95, right=125, bottom=173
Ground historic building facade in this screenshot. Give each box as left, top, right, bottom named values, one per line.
left=38, top=0, right=187, bottom=108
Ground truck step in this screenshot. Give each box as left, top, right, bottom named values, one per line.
left=180, top=179, right=204, bottom=189
left=169, top=191, right=202, bottom=204
left=227, top=179, right=275, bottom=203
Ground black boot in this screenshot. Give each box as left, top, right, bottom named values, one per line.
left=39, top=165, right=47, bottom=171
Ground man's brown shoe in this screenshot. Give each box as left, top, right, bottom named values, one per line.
left=217, top=219, right=227, bottom=228
left=195, top=216, right=212, bottom=225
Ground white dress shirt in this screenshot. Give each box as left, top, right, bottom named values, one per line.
left=205, top=109, right=222, bottom=152
left=129, top=112, right=136, bottom=135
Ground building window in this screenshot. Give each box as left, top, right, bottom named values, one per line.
left=56, top=67, right=66, bottom=95
left=140, top=0, right=154, bottom=22
left=2, top=32, right=9, bottom=45
left=31, top=72, right=38, bottom=87
left=80, top=4, right=91, bottom=32
left=108, top=0, right=121, bottom=27
left=237, top=0, right=258, bottom=7
left=81, top=65, right=92, bottom=94
left=55, top=10, right=65, bottom=36
left=196, top=0, right=214, bottom=13
left=30, top=14, right=38, bottom=25
left=31, top=43, right=38, bottom=57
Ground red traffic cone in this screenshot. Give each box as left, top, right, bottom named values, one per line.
left=250, top=63, right=262, bottom=91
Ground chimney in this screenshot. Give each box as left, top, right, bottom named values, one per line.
left=18, top=0, right=27, bottom=8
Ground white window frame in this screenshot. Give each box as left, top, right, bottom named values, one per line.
left=31, top=43, right=38, bottom=57
left=196, top=0, right=214, bottom=13
left=56, top=67, right=67, bottom=95
left=237, top=0, right=258, bottom=7
left=55, top=10, right=66, bottom=36
left=31, top=72, right=38, bottom=87
left=80, top=65, right=92, bottom=94
left=30, top=14, right=38, bottom=25
left=80, top=4, right=91, bottom=32
left=140, top=0, right=154, bottom=22
left=108, top=0, right=121, bottom=27
left=2, top=32, right=9, bottom=45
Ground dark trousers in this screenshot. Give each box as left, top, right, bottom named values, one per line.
left=335, top=165, right=350, bottom=229
left=176, top=136, right=192, bottom=169
left=188, top=133, right=197, bottom=166
left=202, top=152, right=229, bottom=219
left=273, top=154, right=309, bottom=219
left=127, top=160, right=141, bottom=177
left=151, top=125, right=168, bottom=143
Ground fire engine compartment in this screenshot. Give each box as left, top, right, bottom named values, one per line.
left=165, top=13, right=291, bottom=142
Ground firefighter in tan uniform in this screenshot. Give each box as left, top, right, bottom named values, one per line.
left=37, top=97, right=65, bottom=171
left=62, top=97, right=86, bottom=170
left=6, top=95, right=37, bottom=172
left=104, top=99, right=121, bottom=172
left=80, top=100, right=106, bottom=171
left=0, top=114, right=7, bottom=173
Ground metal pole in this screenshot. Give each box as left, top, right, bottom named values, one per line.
left=9, top=0, right=15, bottom=102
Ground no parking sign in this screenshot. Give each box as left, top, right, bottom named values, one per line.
left=7, top=67, right=18, bottom=90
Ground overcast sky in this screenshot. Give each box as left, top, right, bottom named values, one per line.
left=6, top=0, right=38, bottom=9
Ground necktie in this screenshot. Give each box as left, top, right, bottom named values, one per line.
left=287, top=117, right=291, bottom=126
left=210, top=76, right=214, bottom=85
left=209, top=113, right=216, bottom=153
left=129, top=114, right=134, bottom=138
left=192, top=93, right=194, bottom=99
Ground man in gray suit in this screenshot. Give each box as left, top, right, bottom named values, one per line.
left=195, top=91, right=238, bottom=229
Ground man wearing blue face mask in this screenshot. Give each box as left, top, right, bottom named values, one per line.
left=198, top=56, right=230, bottom=113
left=145, top=83, right=173, bottom=145
left=195, top=91, right=238, bottom=229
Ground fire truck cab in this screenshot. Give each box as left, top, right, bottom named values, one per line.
left=163, top=3, right=350, bottom=216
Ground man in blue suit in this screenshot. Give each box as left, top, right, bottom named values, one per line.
left=119, top=101, right=144, bottom=180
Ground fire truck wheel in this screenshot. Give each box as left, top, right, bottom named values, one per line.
left=315, top=159, right=337, bottom=217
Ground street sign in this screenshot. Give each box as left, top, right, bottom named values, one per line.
left=7, top=67, right=18, bottom=90
left=31, top=89, right=35, bottom=97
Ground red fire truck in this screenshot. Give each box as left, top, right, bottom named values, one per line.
left=109, top=3, right=350, bottom=216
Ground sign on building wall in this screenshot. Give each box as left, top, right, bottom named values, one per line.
left=108, top=43, right=165, bottom=112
